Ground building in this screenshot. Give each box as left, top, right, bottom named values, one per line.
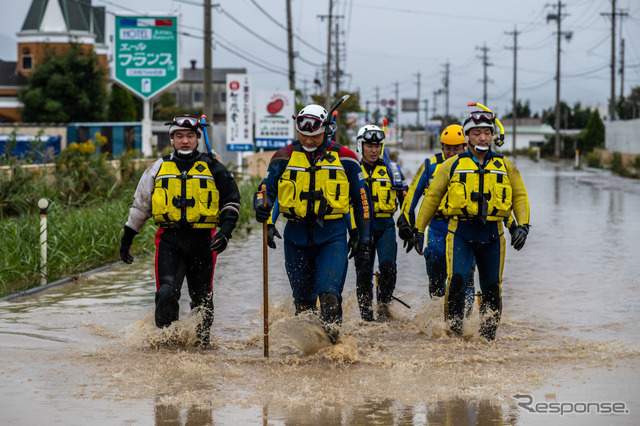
left=0, top=0, right=107, bottom=122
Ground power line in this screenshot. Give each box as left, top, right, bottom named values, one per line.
left=247, top=0, right=325, bottom=56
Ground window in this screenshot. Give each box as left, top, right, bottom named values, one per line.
left=219, top=92, right=226, bottom=103
left=22, top=55, right=33, bottom=71
left=193, top=91, right=203, bottom=103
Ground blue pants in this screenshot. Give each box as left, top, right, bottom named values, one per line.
left=283, top=219, right=348, bottom=308
left=445, top=219, right=505, bottom=339
left=355, top=217, right=397, bottom=317
left=425, top=219, right=476, bottom=310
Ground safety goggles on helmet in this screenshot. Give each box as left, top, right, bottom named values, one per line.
left=168, top=114, right=200, bottom=129
left=469, top=111, right=495, bottom=124
left=295, top=115, right=324, bottom=134
left=361, top=129, right=385, bottom=143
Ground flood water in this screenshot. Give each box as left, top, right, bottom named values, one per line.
left=1, top=151, right=639, bottom=425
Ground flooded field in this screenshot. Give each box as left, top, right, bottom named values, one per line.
left=1, top=153, right=639, bottom=425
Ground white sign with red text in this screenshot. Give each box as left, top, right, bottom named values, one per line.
left=225, top=74, right=253, bottom=151
left=254, top=90, right=295, bottom=149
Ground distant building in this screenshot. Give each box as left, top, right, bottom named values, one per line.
left=499, top=118, right=556, bottom=151
left=0, top=0, right=107, bottom=122
left=164, top=60, right=246, bottom=124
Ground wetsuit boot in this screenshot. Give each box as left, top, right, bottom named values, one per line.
left=155, top=283, right=180, bottom=328
left=191, top=293, right=214, bottom=347
left=355, top=277, right=374, bottom=322
left=479, top=283, right=502, bottom=341
left=464, top=268, right=476, bottom=317
left=445, top=274, right=466, bottom=336
left=319, top=293, right=342, bottom=344
left=294, top=299, right=317, bottom=315
left=376, top=261, right=397, bottom=321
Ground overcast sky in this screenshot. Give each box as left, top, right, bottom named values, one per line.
left=1, top=0, right=639, bottom=125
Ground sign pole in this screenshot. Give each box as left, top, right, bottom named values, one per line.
left=142, top=99, right=152, bottom=156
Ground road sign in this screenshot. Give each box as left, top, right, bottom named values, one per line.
left=113, top=14, right=181, bottom=100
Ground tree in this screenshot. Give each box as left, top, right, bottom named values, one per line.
left=107, top=84, right=137, bottom=122
left=19, top=43, right=107, bottom=122
left=617, top=86, right=640, bottom=120
left=503, top=100, right=532, bottom=119
left=542, top=101, right=592, bottom=129
left=581, top=109, right=605, bottom=153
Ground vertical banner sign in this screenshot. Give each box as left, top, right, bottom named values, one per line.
left=255, top=90, right=295, bottom=149
left=113, top=14, right=180, bottom=99
left=226, top=74, right=253, bottom=151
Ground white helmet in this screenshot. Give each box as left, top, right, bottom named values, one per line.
left=294, top=104, right=328, bottom=136
left=356, top=124, right=385, bottom=154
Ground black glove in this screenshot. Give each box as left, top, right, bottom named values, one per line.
left=413, top=230, right=425, bottom=256
left=253, top=193, right=273, bottom=222
left=210, top=229, right=231, bottom=253
left=508, top=221, right=518, bottom=237
left=267, top=224, right=281, bottom=249
left=511, top=225, right=529, bottom=251
left=119, top=225, right=138, bottom=264
left=347, top=228, right=359, bottom=259
left=353, top=242, right=371, bottom=270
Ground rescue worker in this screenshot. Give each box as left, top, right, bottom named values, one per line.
left=119, top=114, right=241, bottom=347
left=397, top=125, right=474, bottom=301
left=412, top=108, right=530, bottom=340
left=254, top=104, right=372, bottom=343
left=352, top=124, right=406, bottom=321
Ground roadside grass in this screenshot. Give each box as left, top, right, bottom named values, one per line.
left=0, top=171, right=262, bottom=298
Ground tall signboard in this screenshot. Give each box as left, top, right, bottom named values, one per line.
left=113, top=14, right=180, bottom=156
left=255, top=90, right=295, bottom=149
left=225, top=74, right=253, bottom=151
left=113, top=15, right=180, bottom=99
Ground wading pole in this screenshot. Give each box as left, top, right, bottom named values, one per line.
left=38, top=198, right=50, bottom=285
left=258, top=185, right=269, bottom=358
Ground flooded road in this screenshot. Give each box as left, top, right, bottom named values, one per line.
left=1, top=152, right=639, bottom=425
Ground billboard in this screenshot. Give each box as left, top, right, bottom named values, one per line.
left=255, top=90, right=295, bottom=149
left=113, top=15, right=180, bottom=100
left=226, top=74, right=253, bottom=151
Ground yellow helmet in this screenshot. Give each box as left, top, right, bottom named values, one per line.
left=440, top=124, right=466, bottom=145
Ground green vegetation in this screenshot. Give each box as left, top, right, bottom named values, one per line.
left=18, top=43, right=107, bottom=122
left=0, top=142, right=261, bottom=298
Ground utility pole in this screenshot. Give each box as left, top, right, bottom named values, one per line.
left=476, top=44, right=492, bottom=106
left=506, top=26, right=520, bottom=156
left=619, top=38, right=625, bottom=99
left=601, top=2, right=628, bottom=120
left=203, top=0, right=214, bottom=152
left=415, top=71, right=421, bottom=127
left=322, top=0, right=333, bottom=107
left=547, top=1, right=572, bottom=157
left=422, top=100, right=429, bottom=127
left=375, top=86, right=380, bottom=124
left=286, top=0, right=295, bottom=91
left=441, top=61, right=450, bottom=119
left=335, top=22, right=342, bottom=95
left=395, top=81, right=400, bottom=142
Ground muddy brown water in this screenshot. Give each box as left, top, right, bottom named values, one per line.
left=1, top=154, right=639, bottom=425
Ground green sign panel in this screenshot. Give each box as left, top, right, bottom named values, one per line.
left=113, top=15, right=180, bottom=100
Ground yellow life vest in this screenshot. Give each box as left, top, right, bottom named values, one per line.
left=151, top=157, right=220, bottom=228
left=362, top=163, right=397, bottom=217
left=278, top=143, right=350, bottom=221
left=442, top=153, right=513, bottom=221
